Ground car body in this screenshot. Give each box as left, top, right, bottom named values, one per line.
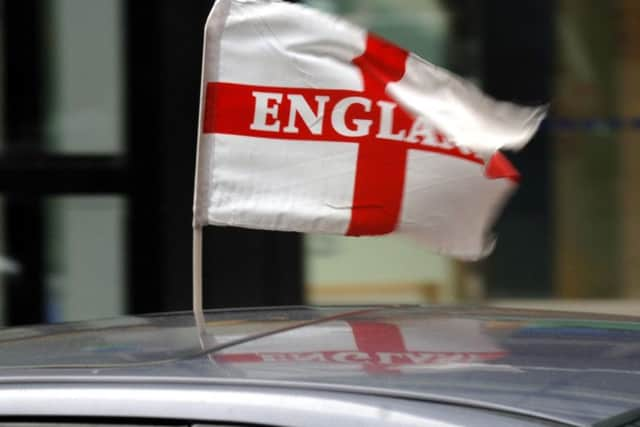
left=0, top=306, right=639, bottom=427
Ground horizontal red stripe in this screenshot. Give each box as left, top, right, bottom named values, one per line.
left=204, top=82, right=484, bottom=165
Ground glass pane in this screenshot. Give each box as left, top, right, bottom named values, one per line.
left=303, top=0, right=456, bottom=305
left=304, top=0, right=640, bottom=314
left=45, top=0, right=123, bottom=154
left=306, top=236, right=454, bottom=305
left=46, top=196, right=125, bottom=322
left=305, top=0, right=450, bottom=66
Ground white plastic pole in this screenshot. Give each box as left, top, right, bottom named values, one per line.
left=193, top=226, right=217, bottom=351
left=191, top=4, right=222, bottom=354
left=193, top=226, right=204, bottom=314
left=193, top=227, right=218, bottom=352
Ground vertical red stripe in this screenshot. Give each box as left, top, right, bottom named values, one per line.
left=349, top=321, right=408, bottom=353
left=346, top=144, right=407, bottom=235
left=346, top=34, right=410, bottom=236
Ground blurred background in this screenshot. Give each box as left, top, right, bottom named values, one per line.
left=0, top=0, right=638, bottom=326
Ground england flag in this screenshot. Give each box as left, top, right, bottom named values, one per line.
left=193, top=0, right=545, bottom=260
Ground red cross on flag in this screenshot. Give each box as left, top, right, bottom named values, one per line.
left=193, top=0, right=545, bottom=260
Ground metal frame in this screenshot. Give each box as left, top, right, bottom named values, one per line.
left=0, top=155, right=127, bottom=195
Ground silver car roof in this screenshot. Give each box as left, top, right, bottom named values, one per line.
left=0, top=305, right=639, bottom=426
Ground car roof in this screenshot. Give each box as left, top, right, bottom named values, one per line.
left=0, top=305, right=639, bottom=426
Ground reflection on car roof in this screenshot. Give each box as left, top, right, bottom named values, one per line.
left=1, top=305, right=640, bottom=426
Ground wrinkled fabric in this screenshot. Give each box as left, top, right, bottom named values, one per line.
left=193, top=0, right=545, bottom=260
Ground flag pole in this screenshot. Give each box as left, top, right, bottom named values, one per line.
left=193, top=226, right=212, bottom=347
left=193, top=226, right=204, bottom=314
left=193, top=226, right=218, bottom=353
left=191, top=2, right=225, bottom=356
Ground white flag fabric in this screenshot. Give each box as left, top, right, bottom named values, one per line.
left=193, top=0, right=545, bottom=260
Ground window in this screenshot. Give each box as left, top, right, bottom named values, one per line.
left=1, top=0, right=302, bottom=326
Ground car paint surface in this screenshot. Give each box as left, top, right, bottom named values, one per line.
left=0, top=306, right=639, bottom=426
